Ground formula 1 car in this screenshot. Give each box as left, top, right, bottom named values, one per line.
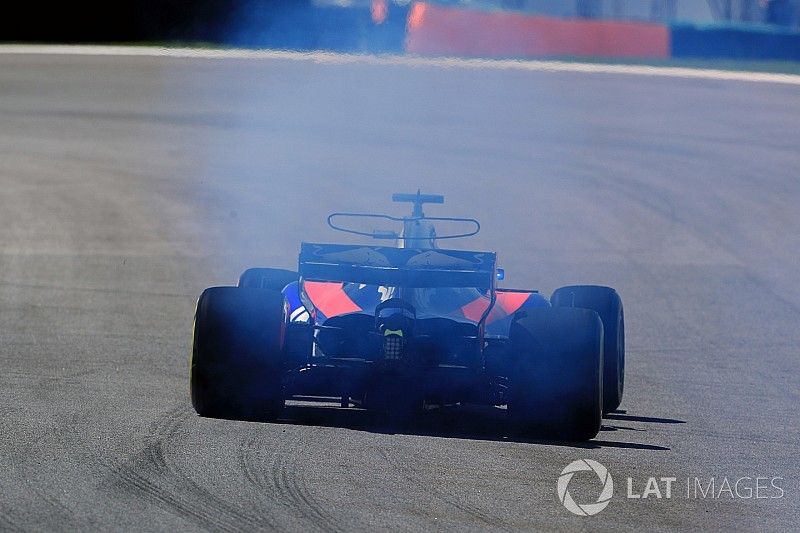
left=190, top=192, right=624, bottom=440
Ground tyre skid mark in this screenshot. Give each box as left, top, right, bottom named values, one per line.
left=109, top=405, right=271, bottom=532
left=379, top=448, right=513, bottom=531
left=238, top=431, right=342, bottom=532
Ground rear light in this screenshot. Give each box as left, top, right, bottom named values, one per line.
left=383, top=332, right=405, bottom=360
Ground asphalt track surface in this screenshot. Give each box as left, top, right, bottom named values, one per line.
left=0, top=49, right=798, bottom=531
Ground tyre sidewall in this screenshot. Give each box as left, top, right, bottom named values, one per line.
left=552, top=285, right=624, bottom=413
left=191, top=287, right=286, bottom=420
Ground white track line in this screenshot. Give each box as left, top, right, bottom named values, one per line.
left=2, top=44, right=799, bottom=85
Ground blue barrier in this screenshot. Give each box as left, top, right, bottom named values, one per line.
left=671, top=22, right=800, bottom=60
left=221, top=2, right=408, bottom=53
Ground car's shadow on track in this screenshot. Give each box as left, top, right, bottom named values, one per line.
left=604, top=412, right=686, bottom=425
left=273, top=401, right=675, bottom=450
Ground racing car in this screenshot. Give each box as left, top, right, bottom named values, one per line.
left=190, top=192, right=624, bottom=440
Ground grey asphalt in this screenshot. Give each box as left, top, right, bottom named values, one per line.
left=0, top=51, right=798, bottom=531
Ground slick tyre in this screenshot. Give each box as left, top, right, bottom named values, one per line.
left=552, top=285, right=624, bottom=413
left=509, top=307, right=603, bottom=441
left=190, top=287, right=286, bottom=421
left=238, top=268, right=297, bottom=291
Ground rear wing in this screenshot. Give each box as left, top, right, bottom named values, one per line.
left=299, top=243, right=496, bottom=289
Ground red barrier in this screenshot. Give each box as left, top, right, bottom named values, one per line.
left=406, top=3, right=670, bottom=59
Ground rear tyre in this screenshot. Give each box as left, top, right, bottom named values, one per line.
left=190, top=287, right=286, bottom=421
left=508, top=308, right=603, bottom=441
left=238, top=268, right=297, bottom=291
left=551, top=285, right=624, bottom=413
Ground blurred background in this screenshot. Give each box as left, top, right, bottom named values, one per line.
left=2, top=1, right=799, bottom=61
left=1, top=1, right=798, bottom=531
